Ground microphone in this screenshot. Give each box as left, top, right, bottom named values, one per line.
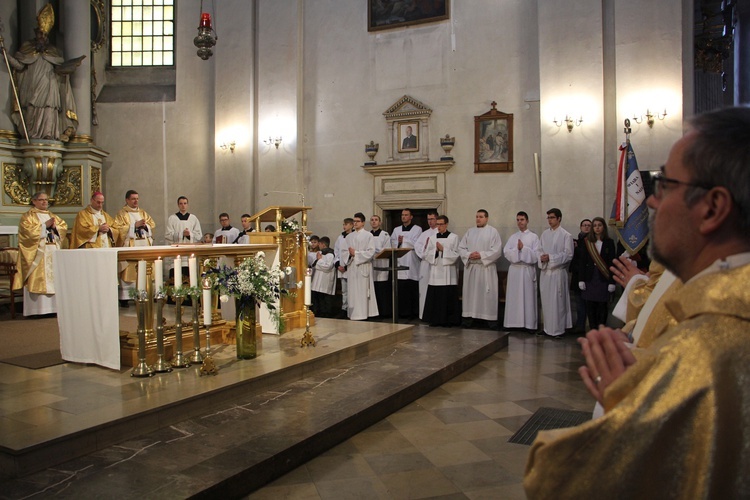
left=263, top=190, right=305, bottom=206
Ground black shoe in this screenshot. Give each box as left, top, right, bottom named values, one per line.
left=461, top=318, right=473, bottom=328
left=488, top=321, right=499, bottom=330
left=119, top=300, right=129, bottom=308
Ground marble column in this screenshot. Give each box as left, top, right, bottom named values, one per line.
left=63, top=0, right=91, bottom=138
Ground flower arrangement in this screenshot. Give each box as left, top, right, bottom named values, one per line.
left=280, top=218, right=300, bottom=234
left=202, top=252, right=290, bottom=327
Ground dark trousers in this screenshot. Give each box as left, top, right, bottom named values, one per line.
left=312, top=291, right=336, bottom=318
left=397, top=279, right=419, bottom=318
left=374, top=279, right=392, bottom=318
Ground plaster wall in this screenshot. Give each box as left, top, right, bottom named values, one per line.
left=95, top=0, right=214, bottom=242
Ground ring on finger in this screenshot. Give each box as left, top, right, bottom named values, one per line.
left=594, top=375, right=602, bottom=384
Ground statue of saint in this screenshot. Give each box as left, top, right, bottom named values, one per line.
left=4, top=4, right=85, bottom=142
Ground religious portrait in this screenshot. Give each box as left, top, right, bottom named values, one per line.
left=474, top=104, right=514, bottom=172
left=368, top=0, right=450, bottom=32
left=398, top=121, right=420, bottom=153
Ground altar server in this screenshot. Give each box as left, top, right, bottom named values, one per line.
left=415, top=210, right=439, bottom=319
left=537, top=207, right=574, bottom=337
left=459, top=209, right=503, bottom=328
left=345, top=213, right=379, bottom=320
left=390, top=208, right=422, bottom=318
left=165, top=196, right=202, bottom=244
left=370, top=215, right=392, bottom=318
left=503, top=211, right=540, bottom=331
left=214, top=213, right=240, bottom=243
left=422, top=216, right=461, bottom=327
left=310, top=236, right=336, bottom=317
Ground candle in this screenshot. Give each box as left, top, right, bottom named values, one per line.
left=199, top=12, right=212, bottom=29
left=154, top=257, right=163, bottom=291
left=137, top=260, right=147, bottom=292
left=304, top=275, right=312, bottom=306
left=174, top=255, right=182, bottom=290
left=189, top=255, right=198, bottom=287
left=203, top=287, right=212, bottom=326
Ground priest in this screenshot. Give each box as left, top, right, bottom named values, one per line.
left=113, top=190, right=156, bottom=306
left=70, top=192, right=117, bottom=249
left=16, top=192, right=67, bottom=316
left=525, top=107, right=750, bottom=498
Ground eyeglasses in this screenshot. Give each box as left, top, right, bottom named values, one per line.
left=650, top=171, right=714, bottom=199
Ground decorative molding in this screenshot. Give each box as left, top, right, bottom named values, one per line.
left=55, top=166, right=83, bottom=206
left=2, top=163, right=30, bottom=206
left=383, top=95, right=433, bottom=120
left=91, top=166, right=101, bottom=196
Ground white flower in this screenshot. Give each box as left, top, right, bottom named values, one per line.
left=285, top=266, right=292, bottom=275
left=297, top=281, right=303, bottom=288
left=256, top=251, right=265, bottom=259
left=220, top=294, right=229, bottom=303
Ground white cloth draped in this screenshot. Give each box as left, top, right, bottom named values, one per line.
left=538, top=227, right=574, bottom=336
left=459, top=225, right=503, bottom=321
left=503, top=230, right=540, bottom=329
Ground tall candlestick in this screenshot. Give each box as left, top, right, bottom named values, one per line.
left=137, top=260, right=147, bottom=292
left=154, top=257, right=163, bottom=291
left=174, top=255, right=182, bottom=290
left=189, top=255, right=198, bottom=287
left=304, top=275, right=312, bottom=306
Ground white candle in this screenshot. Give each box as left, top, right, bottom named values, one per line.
left=137, top=260, right=147, bottom=292
left=174, top=255, right=182, bottom=290
left=203, top=287, right=212, bottom=326
left=189, top=255, right=198, bottom=287
left=154, top=257, right=163, bottom=291
left=304, top=275, right=312, bottom=306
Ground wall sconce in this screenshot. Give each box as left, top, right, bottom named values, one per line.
left=553, top=115, right=583, bottom=133
left=264, top=136, right=283, bottom=149
left=633, top=109, right=667, bottom=128
left=220, top=141, right=236, bottom=153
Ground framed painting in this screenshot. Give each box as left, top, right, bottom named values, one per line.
left=474, top=102, right=513, bottom=172
left=368, top=1, right=450, bottom=32
left=398, top=121, right=419, bottom=153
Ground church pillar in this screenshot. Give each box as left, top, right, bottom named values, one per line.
left=737, top=1, right=750, bottom=104
left=63, top=0, right=92, bottom=139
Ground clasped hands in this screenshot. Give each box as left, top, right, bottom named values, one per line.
left=578, top=327, right=636, bottom=405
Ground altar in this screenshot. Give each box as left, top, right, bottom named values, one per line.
left=54, top=244, right=276, bottom=370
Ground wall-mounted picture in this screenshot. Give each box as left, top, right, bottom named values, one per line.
left=368, top=0, right=450, bottom=32
left=398, top=121, right=419, bottom=153
left=474, top=102, right=514, bottom=172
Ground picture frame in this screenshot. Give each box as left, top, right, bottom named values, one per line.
left=474, top=102, right=513, bottom=172
left=397, top=121, right=420, bottom=153
left=368, top=1, right=450, bottom=32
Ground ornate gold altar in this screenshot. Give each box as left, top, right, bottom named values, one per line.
left=245, top=206, right=315, bottom=331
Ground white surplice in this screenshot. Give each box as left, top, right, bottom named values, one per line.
left=345, top=228, right=379, bottom=320
left=425, top=232, right=459, bottom=285
left=459, top=225, right=503, bottom=320
left=415, top=227, right=438, bottom=318
left=538, top=226, right=574, bottom=336
left=165, top=213, right=202, bottom=244
left=390, top=224, right=422, bottom=281
left=503, top=229, right=540, bottom=329
left=371, top=229, right=391, bottom=283
left=311, top=251, right=336, bottom=295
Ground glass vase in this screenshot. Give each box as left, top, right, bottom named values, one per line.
left=235, top=297, right=257, bottom=359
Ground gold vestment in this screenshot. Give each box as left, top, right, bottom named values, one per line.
left=15, top=208, right=68, bottom=293
left=70, top=206, right=117, bottom=249
left=524, top=263, right=750, bottom=498
left=112, top=206, right=155, bottom=283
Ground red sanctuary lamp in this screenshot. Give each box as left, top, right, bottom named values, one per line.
left=194, top=12, right=217, bottom=60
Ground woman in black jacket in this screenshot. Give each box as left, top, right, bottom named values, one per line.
left=576, top=217, right=616, bottom=329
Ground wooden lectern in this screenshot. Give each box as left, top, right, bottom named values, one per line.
left=374, top=247, right=411, bottom=323
left=245, top=206, right=314, bottom=331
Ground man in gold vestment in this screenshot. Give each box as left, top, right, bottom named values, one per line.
left=15, top=192, right=68, bottom=316
left=70, top=192, right=117, bottom=249
left=525, top=107, right=750, bottom=498
left=112, top=190, right=155, bottom=306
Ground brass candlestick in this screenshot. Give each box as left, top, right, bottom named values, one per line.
left=131, top=292, right=154, bottom=377
left=171, top=293, right=190, bottom=368
left=300, top=305, right=316, bottom=347
left=151, top=292, right=172, bottom=373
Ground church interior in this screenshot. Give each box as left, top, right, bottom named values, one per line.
left=0, top=0, right=746, bottom=497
